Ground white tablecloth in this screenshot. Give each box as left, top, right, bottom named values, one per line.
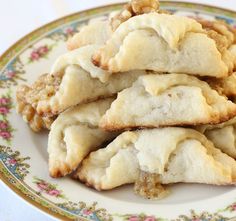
left=0, top=1, right=236, bottom=220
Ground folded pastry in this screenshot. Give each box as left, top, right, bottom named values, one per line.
left=206, top=72, right=236, bottom=100
left=16, top=77, right=56, bottom=132
left=52, top=44, right=111, bottom=82
left=20, top=45, right=146, bottom=116
left=92, top=13, right=234, bottom=77
left=48, top=98, right=117, bottom=178
left=75, top=128, right=236, bottom=199
left=67, top=0, right=161, bottom=50
left=100, top=74, right=236, bottom=130
left=67, top=21, right=112, bottom=51
left=198, top=19, right=236, bottom=48
left=230, top=45, right=236, bottom=71
left=197, top=116, right=236, bottom=159
left=197, top=19, right=236, bottom=72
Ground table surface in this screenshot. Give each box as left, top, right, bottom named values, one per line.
left=1, top=1, right=236, bottom=220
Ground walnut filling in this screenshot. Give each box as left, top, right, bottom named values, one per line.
left=134, top=170, right=168, bottom=199
left=197, top=19, right=236, bottom=53
left=16, top=75, right=58, bottom=132
left=206, top=30, right=230, bottom=53
left=203, top=74, right=236, bottom=103
left=110, top=0, right=160, bottom=31
left=198, top=19, right=236, bottom=44
left=131, top=0, right=159, bottom=14
left=24, top=73, right=63, bottom=111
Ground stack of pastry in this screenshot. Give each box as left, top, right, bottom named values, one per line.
left=16, top=0, right=236, bottom=199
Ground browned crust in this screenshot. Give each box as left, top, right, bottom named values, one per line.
left=73, top=164, right=236, bottom=193
left=72, top=166, right=103, bottom=191
left=92, top=0, right=166, bottom=70
left=100, top=107, right=236, bottom=131
left=38, top=94, right=116, bottom=117
left=205, top=78, right=236, bottom=99
left=72, top=138, right=236, bottom=192
left=93, top=16, right=236, bottom=72
left=197, top=18, right=236, bottom=44
left=91, top=52, right=109, bottom=70
left=49, top=161, right=76, bottom=178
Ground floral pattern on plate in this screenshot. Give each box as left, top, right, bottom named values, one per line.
left=0, top=146, right=30, bottom=179
left=33, top=176, right=66, bottom=199
left=0, top=91, right=15, bottom=143
left=28, top=45, right=54, bottom=63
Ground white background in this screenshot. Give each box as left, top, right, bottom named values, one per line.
left=0, top=1, right=236, bottom=221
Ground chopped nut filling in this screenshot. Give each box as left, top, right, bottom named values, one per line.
left=134, top=171, right=168, bottom=199
left=16, top=75, right=58, bottom=132
left=110, top=0, right=160, bottom=31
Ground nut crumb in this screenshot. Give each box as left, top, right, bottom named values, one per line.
left=16, top=74, right=59, bottom=132
left=134, top=170, right=169, bottom=199
left=110, top=0, right=161, bottom=31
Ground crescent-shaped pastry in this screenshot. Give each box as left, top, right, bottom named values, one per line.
left=100, top=74, right=236, bottom=130
left=67, top=21, right=112, bottom=51
left=20, top=45, right=146, bottom=116
left=48, top=98, right=117, bottom=178
left=206, top=72, right=236, bottom=100
left=51, top=44, right=111, bottom=82
left=67, top=0, right=161, bottom=50
left=197, top=116, right=236, bottom=159
left=92, top=13, right=233, bottom=77
left=74, top=128, right=236, bottom=199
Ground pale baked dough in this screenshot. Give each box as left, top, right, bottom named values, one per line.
left=206, top=72, right=236, bottom=99
left=75, top=128, right=236, bottom=197
left=229, top=45, right=236, bottom=71
left=92, top=13, right=233, bottom=77
left=67, top=0, right=162, bottom=50
left=22, top=45, right=146, bottom=116
left=48, top=98, right=117, bottom=178
left=197, top=116, right=236, bottom=159
left=67, top=21, right=112, bottom=50
left=51, top=44, right=111, bottom=82
left=100, top=73, right=236, bottom=130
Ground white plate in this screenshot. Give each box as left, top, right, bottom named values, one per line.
left=0, top=2, right=236, bottom=220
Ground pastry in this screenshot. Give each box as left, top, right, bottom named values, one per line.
left=75, top=128, right=236, bottom=199
left=67, top=21, right=112, bottom=51
left=198, top=20, right=236, bottom=72
left=229, top=45, right=236, bottom=71
left=197, top=116, right=236, bottom=159
left=48, top=98, right=117, bottom=178
left=52, top=44, right=112, bottom=82
left=92, top=13, right=233, bottom=77
left=100, top=74, right=236, bottom=130
left=205, top=72, right=236, bottom=100
left=19, top=45, right=146, bottom=116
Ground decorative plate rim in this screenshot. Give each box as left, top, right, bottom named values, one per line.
left=0, top=2, right=236, bottom=221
